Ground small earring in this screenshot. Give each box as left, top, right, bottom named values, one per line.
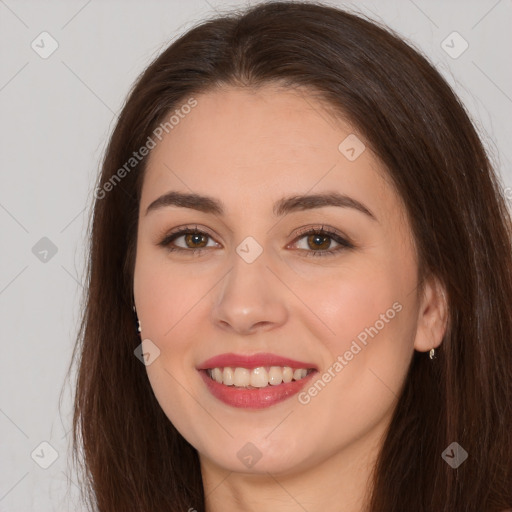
left=133, top=304, right=141, bottom=337
left=429, top=348, right=436, bottom=359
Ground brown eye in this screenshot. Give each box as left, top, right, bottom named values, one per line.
left=183, top=232, right=209, bottom=249
left=306, top=233, right=332, bottom=250
left=291, top=226, right=354, bottom=257
left=158, top=226, right=218, bottom=254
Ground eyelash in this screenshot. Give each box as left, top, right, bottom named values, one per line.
left=157, top=224, right=354, bottom=258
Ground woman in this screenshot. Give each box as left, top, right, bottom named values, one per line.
left=68, top=2, right=512, bottom=511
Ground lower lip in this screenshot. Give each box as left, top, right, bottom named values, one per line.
left=198, top=369, right=317, bottom=409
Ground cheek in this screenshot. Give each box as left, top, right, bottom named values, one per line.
left=312, top=270, right=405, bottom=350
left=330, top=267, right=416, bottom=387
left=307, top=260, right=416, bottom=401
left=290, top=275, right=415, bottom=449
left=133, top=249, right=205, bottom=408
left=136, top=259, right=206, bottom=436
left=134, top=244, right=209, bottom=340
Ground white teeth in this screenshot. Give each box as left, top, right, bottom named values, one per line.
left=250, top=367, right=268, bottom=388
left=282, top=366, right=293, bottom=383
left=212, top=368, right=223, bottom=383
left=233, top=367, right=250, bottom=387
left=222, top=367, right=234, bottom=386
left=206, top=366, right=312, bottom=388
left=293, top=368, right=307, bottom=380
left=268, top=366, right=283, bottom=385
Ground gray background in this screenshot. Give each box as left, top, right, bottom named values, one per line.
left=0, top=0, right=511, bottom=510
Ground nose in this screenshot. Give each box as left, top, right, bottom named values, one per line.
left=210, top=249, right=288, bottom=336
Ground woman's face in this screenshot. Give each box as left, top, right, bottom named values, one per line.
left=133, top=85, right=440, bottom=476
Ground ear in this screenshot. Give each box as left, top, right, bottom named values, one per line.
left=413, top=275, right=449, bottom=353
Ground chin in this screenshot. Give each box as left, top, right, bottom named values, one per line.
left=201, top=444, right=315, bottom=476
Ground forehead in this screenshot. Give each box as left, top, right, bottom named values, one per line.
left=140, top=85, right=398, bottom=221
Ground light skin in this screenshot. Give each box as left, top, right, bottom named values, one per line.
left=133, top=85, right=448, bottom=512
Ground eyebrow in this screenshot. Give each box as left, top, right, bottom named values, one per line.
left=145, top=190, right=377, bottom=221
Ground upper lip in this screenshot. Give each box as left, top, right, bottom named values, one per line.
left=197, top=352, right=318, bottom=371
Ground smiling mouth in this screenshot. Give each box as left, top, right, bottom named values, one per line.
left=198, top=366, right=318, bottom=409
left=205, top=366, right=316, bottom=389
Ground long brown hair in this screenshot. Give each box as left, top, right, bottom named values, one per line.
left=65, top=2, right=512, bottom=510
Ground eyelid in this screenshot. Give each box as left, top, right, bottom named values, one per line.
left=291, top=224, right=349, bottom=243
left=157, top=224, right=218, bottom=246
left=287, top=225, right=354, bottom=256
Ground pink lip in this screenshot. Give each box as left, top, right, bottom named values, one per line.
left=196, top=352, right=318, bottom=409
left=197, top=352, right=317, bottom=371
left=198, top=368, right=317, bottom=409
